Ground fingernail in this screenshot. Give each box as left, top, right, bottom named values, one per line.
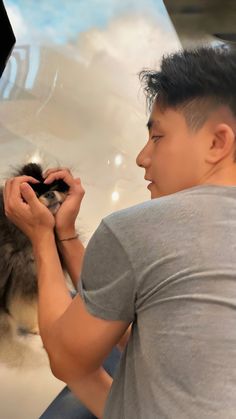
left=21, top=182, right=29, bottom=188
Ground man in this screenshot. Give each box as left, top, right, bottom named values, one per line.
left=4, top=46, right=236, bottom=418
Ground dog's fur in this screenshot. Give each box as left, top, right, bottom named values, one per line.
left=0, top=163, right=69, bottom=336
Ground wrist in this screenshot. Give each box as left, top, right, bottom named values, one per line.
left=57, top=233, right=79, bottom=242
left=55, top=226, right=77, bottom=238
left=32, top=229, right=55, bottom=251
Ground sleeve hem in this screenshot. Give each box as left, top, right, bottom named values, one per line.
left=80, top=289, right=134, bottom=322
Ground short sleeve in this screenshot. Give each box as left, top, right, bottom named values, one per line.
left=77, top=220, right=136, bottom=322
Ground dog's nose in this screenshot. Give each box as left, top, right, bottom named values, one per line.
left=44, top=191, right=55, bottom=199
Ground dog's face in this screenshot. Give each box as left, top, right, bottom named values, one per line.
left=30, top=182, right=68, bottom=215
left=16, top=163, right=69, bottom=215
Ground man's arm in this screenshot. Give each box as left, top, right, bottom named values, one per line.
left=57, top=231, right=85, bottom=289
left=56, top=232, right=132, bottom=349
left=117, top=324, right=132, bottom=351
left=66, top=368, right=112, bottom=419
left=3, top=173, right=130, bottom=416
left=33, top=231, right=130, bottom=418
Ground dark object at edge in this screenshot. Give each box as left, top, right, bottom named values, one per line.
left=0, top=0, right=16, bottom=78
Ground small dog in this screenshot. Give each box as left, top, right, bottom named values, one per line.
left=0, top=163, right=69, bottom=336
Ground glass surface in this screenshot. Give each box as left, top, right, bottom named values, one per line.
left=1, top=0, right=181, bottom=238
left=0, top=3, right=181, bottom=418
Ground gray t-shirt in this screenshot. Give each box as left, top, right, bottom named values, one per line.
left=78, top=184, right=236, bottom=419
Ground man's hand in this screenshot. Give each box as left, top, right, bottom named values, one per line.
left=3, top=175, right=55, bottom=242
left=43, top=168, right=85, bottom=237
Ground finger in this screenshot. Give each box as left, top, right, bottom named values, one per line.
left=3, top=178, right=35, bottom=216
left=43, top=167, right=71, bottom=179
left=20, top=183, right=42, bottom=211
left=44, top=170, right=75, bottom=187
left=75, top=178, right=83, bottom=186
left=4, top=175, right=40, bottom=190
left=74, top=178, right=85, bottom=194
left=4, top=176, right=40, bottom=202
left=15, top=175, right=40, bottom=183
left=3, top=178, right=13, bottom=205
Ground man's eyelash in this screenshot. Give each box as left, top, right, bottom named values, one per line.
left=152, top=135, right=163, bottom=143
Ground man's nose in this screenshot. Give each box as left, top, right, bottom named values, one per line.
left=136, top=145, right=151, bottom=168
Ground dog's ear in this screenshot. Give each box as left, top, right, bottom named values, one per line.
left=49, top=179, right=70, bottom=193
left=15, top=163, right=44, bottom=182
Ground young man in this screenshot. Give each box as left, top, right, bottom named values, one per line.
left=4, top=46, right=236, bottom=419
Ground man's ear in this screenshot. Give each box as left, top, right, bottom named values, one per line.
left=206, top=123, right=236, bottom=164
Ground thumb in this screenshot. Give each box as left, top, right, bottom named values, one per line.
left=20, top=182, right=40, bottom=210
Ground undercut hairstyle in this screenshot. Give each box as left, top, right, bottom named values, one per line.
left=139, top=46, right=236, bottom=132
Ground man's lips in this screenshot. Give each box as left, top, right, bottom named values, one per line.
left=147, top=182, right=154, bottom=190
left=145, top=177, right=154, bottom=189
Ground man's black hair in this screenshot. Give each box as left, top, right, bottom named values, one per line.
left=140, top=46, right=236, bottom=131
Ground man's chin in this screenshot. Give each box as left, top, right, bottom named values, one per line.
left=147, top=182, right=166, bottom=199
left=150, top=188, right=165, bottom=199
left=150, top=190, right=160, bottom=199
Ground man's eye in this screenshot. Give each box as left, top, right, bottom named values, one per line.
left=152, top=135, right=163, bottom=143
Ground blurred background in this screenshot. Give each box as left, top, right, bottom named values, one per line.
left=0, top=0, right=233, bottom=417
left=0, top=0, right=181, bottom=239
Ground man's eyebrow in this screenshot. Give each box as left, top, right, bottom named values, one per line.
left=146, top=119, right=161, bottom=131
left=146, top=119, right=153, bottom=131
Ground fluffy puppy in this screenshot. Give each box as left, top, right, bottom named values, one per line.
left=0, top=163, right=69, bottom=336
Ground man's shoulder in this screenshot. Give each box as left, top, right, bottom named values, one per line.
left=104, top=199, right=157, bottom=225
left=102, top=192, right=180, bottom=233
left=102, top=184, right=220, bottom=234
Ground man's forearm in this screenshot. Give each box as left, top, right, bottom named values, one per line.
left=67, top=367, right=113, bottom=419
left=57, top=234, right=85, bottom=289
left=33, top=232, right=112, bottom=418
left=33, top=231, right=72, bottom=343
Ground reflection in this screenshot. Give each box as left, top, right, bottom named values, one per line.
left=36, top=68, right=58, bottom=117
left=27, top=150, right=42, bottom=164
left=114, top=153, right=123, bottom=166
left=111, top=190, right=120, bottom=202
left=0, top=45, right=40, bottom=99
left=6, top=0, right=168, bottom=45
left=0, top=1, right=181, bottom=417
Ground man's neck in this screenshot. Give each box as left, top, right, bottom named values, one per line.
left=200, top=163, right=236, bottom=187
